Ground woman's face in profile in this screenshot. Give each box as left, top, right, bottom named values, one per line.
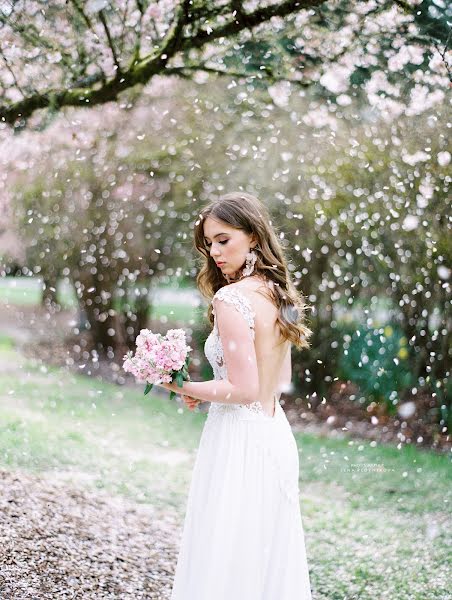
left=203, top=216, right=254, bottom=279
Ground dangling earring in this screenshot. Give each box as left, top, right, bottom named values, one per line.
left=242, top=247, right=258, bottom=277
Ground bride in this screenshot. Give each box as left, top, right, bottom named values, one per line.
left=159, top=192, right=314, bottom=599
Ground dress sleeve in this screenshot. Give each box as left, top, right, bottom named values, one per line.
left=212, top=287, right=259, bottom=403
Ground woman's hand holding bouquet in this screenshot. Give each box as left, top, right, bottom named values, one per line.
left=123, top=328, right=193, bottom=402
left=180, top=394, right=201, bottom=411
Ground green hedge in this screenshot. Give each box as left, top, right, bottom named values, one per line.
left=337, top=321, right=415, bottom=414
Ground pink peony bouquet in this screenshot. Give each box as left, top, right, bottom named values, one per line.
left=123, top=328, right=192, bottom=401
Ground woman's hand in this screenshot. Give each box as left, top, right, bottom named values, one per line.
left=160, top=382, right=201, bottom=411
left=181, top=394, right=201, bottom=411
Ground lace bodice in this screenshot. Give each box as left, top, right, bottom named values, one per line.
left=204, top=285, right=277, bottom=420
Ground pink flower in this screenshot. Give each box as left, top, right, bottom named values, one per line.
left=147, top=4, right=161, bottom=20
left=123, top=327, right=192, bottom=395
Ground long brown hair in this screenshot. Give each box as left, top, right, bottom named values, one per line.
left=194, top=192, right=313, bottom=350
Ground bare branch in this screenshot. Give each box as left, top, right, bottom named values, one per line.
left=117, top=0, right=133, bottom=57
left=98, top=9, right=122, bottom=72
left=186, top=0, right=326, bottom=50
left=128, top=0, right=146, bottom=66
left=67, top=0, right=95, bottom=31
left=164, top=64, right=313, bottom=88
left=0, top=43, right=25, bottom=97
left=433, top=28, right=452, bottom=83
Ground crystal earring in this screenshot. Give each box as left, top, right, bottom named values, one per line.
left=242, top=248, right=258, bottom=277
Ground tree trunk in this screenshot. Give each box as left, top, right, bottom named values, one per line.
left=41, top=275, right=59, bottom=309
left=72, top=272, right=118, bottom=356
left=117, top=280, right=151, bottom=352
left=82, top=300, right=117, bottom=354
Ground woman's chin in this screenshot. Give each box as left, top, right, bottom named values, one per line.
left=227, top=270, right=240, bottom=280
left=219, top=265, right=233, bottom=276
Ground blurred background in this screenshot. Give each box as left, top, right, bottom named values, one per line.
left=1, top=80, right=450, bottom=452
left=0, top=1, right=450, bottom=598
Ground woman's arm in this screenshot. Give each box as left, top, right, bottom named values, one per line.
left=161, top=377, right=253, bottom=405
left=160, top=294, right=259, bottom=405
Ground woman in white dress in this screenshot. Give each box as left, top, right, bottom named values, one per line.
left=159, top=192, right=314, bottom=600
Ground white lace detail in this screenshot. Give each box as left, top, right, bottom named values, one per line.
left=211, top=286, right=256, bottom=337
left=204, top=286, right=276, bottom=420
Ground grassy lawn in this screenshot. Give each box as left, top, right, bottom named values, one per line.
left=0, top=343, right=204, bottom=517
left=0, top=277, right=77, bottom=308
left=0, top=340, right=450, bottom=600
left=0, top=276, right=202, bottom=322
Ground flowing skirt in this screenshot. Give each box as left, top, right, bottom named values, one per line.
left=170, top=398, right=312, bottom=600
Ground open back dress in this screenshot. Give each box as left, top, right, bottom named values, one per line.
left=170, top=285, right=312, bottom=600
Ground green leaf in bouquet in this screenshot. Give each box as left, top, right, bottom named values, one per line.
left=144, top=383, right=153, bottom=395
left=176, top=371, right=184, bottom=387
left=170, top=391, right=176, bottom=402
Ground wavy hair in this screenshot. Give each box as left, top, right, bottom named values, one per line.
left=194, top=192, right=313, bottom=350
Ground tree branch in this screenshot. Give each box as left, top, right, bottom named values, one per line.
left=164, top=64, right=313, bottom=88
left=0, top=12, right=77, bottom=75
left=393, top=0, right=451, bottom=45
left=0, top=0, right=327, bottom=125
left=0, top=43, right=25, bottom=98
left=67, top=0, right=95, bottom=31
left=98, top=9, right=121, bottom=72
left=186, top=0, right=326, bottom=50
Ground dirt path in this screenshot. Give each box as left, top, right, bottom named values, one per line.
left=0, top=469, right=183, bottom=599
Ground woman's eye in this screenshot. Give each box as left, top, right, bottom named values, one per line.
left=206, top=240, right=228, bottom=248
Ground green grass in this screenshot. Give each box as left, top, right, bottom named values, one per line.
left=0, top=345, right=205, bottom=516
left=0, top=277, right=77, bottom=308
left=296, top=434, right=451, bottom=599
left=0, top=334, right=14, bottom=350
left=151, top=303, right=204, bottom=322
left=0, top=276, right=202, bottom=322
left=0, top=344, right=450, bottom=600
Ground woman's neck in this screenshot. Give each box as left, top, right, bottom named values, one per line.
left=225, top=271, right=267, bottom=285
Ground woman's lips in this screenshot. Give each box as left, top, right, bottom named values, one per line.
left=216, top=262, right=226, bottom=266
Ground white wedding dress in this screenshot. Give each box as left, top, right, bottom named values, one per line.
left=170, top=286, right=312, bottom=600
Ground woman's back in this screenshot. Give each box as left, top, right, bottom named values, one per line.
left=232, top=276, right=291, bottom=417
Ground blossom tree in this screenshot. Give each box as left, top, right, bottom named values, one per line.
left=3, top=89, right=197, bottom=355
left=0, top=0, right=450, bottom=129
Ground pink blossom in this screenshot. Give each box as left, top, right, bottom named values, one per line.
left=147, top=4, right=162, bottom=20
left=123, top=327, right=192, bottom=389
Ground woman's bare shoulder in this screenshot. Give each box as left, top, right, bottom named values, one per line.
left=233, top=277, right=276, bottom=309
left=232, top=275, right=272, bottom=293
